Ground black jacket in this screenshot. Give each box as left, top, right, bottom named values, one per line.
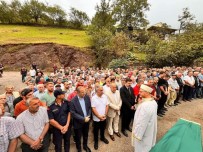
left=120, top=86, right=135, bottom=111
left=70, top=95, right=91, bottom=129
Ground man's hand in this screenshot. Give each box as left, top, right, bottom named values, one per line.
left=164, top=91, right=168, bottom=95
left=99, top=115, right=106, bottom=121
left=84, top=116, right=90, bottom=122
left=61, top=125, right=69, bottom=134
left=131, top=106, right=135, bottom=110
left=30, top=139, right=42, bottom=150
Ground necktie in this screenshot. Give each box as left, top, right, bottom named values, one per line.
left=128, top=87, right=131, bottom=95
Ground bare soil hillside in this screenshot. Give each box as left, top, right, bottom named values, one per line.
left=0, top=43, right=94, bottom=71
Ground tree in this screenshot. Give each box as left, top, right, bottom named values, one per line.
left=90, top=0, right=115, bottom=32
left=113, top=0, right=149, bottom=30
left=90, top=28, right=113, bottom=68
left=69, top=7, right=90, bottom=29
left=0, top=1, right=10, bottom=23
left=178, top=7, right=195, bottom=33
left=29, top=0, right=46, bottom=23
left=46, top=5, right=67, bottom=25
left=19, top=1, right=32, bottom=23
left=143, top=23, right=203, bottom=67
left=109, top=31, right=133, bottom=56
left=9, top=0, right=22, bottom=23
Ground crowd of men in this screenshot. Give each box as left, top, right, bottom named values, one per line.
left=0, top=65, right=203, bottom=152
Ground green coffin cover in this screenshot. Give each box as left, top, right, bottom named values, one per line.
left=150, top=118, right=202, bottom=152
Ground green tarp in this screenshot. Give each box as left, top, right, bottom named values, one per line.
left=150, top=118, right=202, bottom=152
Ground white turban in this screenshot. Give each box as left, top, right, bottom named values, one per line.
left=140, top=84, right=153, bottom=93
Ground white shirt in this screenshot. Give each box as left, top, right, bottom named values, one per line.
left=16, top=107, right=49, bottom=140
left=168, top=78, right=179, bottom=90
left=184, top=75, right=195, bottom=85
left=30, top=69, right=36, bottom=77
left=103, top=85, right=111, bottom=94
left=91, top=94, right=109, bottom=122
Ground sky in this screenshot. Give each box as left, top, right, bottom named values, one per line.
left=6, top=0, right=203, bottom=29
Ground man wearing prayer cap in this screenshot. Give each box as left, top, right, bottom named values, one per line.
left=132, top=84, right=157, bottom=152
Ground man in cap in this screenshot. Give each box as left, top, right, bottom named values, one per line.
left=132, top=84, right=157, bottom=152
left=48, top=89, right=71, bottom=152
left=14, top=88, right=44, bottom=117
left=167, top=72, right=179, bottom=106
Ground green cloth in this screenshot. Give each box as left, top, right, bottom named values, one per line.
left=150, top=119, right=202, bottom=152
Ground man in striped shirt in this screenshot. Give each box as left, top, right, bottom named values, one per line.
left=16, top=97, right=50, bottom=152
left=0, top=103, right=23, bottom=152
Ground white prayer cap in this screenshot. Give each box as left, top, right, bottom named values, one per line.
left=68, top=81, right=72, bottom=84
left=140, top=84, right=153, bottom=93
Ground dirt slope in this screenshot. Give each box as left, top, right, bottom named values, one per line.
left=0, top=43, right=94, bottom=70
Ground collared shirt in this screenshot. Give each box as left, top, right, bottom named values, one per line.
left=0, top=117, right=24, bottom=152
left=48, top=100, right=70, bottom=126
left=34, top=90, right=45, bottom=99
left=184, top=75, right=195, bottom=85
left=16, top=107, right=49, bottom=140
left=198, top=73, right=203, bottom=86
left=40, top=92, right=55, bottom=106
left=91, top=94, right=109, bottom=122
left=14, top=100, right=44, bottom=117
left=78, top=96, right=87, bottom=117
left=168, top=78, right=179, bottom=90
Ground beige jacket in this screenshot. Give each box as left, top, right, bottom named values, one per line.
left=105, top=90, right=122, bottom=118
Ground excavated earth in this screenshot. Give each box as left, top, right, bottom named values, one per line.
left=0, top=43, right=94, bottom=70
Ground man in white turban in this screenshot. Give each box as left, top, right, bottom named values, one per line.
left=132, top=84, right=157, bottom=152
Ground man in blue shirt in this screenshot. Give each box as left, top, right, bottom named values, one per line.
left=70, top=86, right=92, bottom=152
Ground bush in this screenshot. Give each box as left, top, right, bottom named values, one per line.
left=108, top=58, right=129, bottom=69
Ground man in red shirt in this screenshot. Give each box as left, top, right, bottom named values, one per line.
left=14, top=88, right=44, bottom=117
left=133, top=79, right=144, bottom=96
left=147, top=79, right=157, bottom=100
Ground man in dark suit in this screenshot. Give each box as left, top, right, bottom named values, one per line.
left=120, top=78, right=136, bottom=137
left=175, top=72, right=184, bottom=104
left=70, top=86, right=91, bottom=152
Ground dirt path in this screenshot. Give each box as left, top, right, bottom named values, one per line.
left=0, top=72, right=203, bottom=152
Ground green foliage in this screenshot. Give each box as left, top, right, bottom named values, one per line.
left=109, top=32, right=134, bottom=57
left=28, top=0, right=46, bottom=23
left=0, top=1, right=11, bottom=23
left=46, top=5, right=67, bottom=26
left=112, top=0, right=149, bottom=30
left=69, top=7, right=90, bottom=29
left=88, top=0, right=115, bottom=33
left=108, top=58, right=129, bottom=69
left=178, top=8, right=195, bottom=33
left=90, top=28, right=113, bottom=67
left=108, top=52, right=139, bottom=69
left=143, top=24, right=203, bottom=67
left=0, top=0, right=89, bottom=29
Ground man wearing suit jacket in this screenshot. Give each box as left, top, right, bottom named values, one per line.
left=70, top=86, right=91, bottom=152
left=105, top=83, right=122, bottom=141
left=120, top=78, right=136, bottom=137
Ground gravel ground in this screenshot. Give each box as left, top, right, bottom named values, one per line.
left=0, top=72, right=203, bottom=152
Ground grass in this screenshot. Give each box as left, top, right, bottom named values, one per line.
left=0, top=25, right=91, bottom=47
